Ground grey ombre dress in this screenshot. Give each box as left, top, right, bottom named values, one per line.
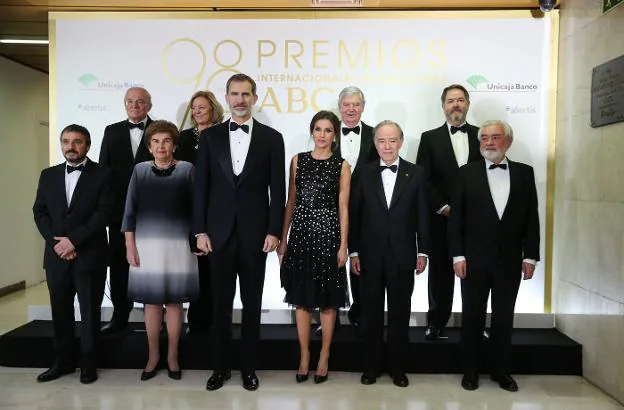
left=121, top=161, right=199, bottom=304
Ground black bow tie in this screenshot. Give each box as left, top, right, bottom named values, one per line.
left=67, top=164, right=85, bottom=174
left=230, top=122, right=250, bottom=133
left=380, top=164, right=398, bottom=173
left=489, top=163, right=507, bottom=170
left=450, top=124, right=468, bottom=134
left=342, top=125, right=360, bottom=135
left=128, top=122, right=145, bottom=130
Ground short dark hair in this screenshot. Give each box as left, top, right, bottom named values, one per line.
left=60, top=124, right=91, bottom=145
left=440, top=84, right=470, bottom=104
left=143, top=120, right=180, bottom=149
left=226, top=73, right=257, bottom=95
left=309, top=110, right=341, bottom=147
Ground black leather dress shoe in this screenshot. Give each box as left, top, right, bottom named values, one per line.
left=391, top=373, right=409, bottom=387
left=80, top=367, right=98, bottom=384
left=295, top=372, right=309, bottom=383
left=461, top=373, right=479, bottom=391
left=242, top=372, right=259, bottom=391
left=491, top=374, right=519, bottom=392
left=140, top=368, right=158, bottom=381
left=36, top=365, right=75, bottom=382
left=168, top=368, right=182, bottom=380
left=100, top=320, right=128, bottom=335
left=360, top=372, right=378, bottom=385
left=424, top=325, right=441, bottom=341
left=206, top=370, right=231, bottom=391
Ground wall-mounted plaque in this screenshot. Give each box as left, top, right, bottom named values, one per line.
left=591, top=54, right=624, bottom=128
left=604, top=0, right=623, bottom=13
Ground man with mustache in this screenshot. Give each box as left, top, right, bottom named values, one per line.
left=99, top=87, right=154, bottom=334
left=33, top=124, right=114, bottom=384
left=193, top=73, right=285, bottom=391
left=449, top=120, right=540, bottom=392
left=416, top=84, right=482, bottom=341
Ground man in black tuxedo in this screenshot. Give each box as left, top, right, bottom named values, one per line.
left=349, top=120, right=429, bottom=388
left=416, top=84, right=482, bottom=340
left=98, top=87, right=153, bottom=334
left=193, top=73, right=285, bottom=391
left=449, top=120, right=540, bottom=392
left=336, top=85, right=379, bottom=332
left=33, top=124, right=114, bottom=384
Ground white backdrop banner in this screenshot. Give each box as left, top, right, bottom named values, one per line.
left=52, top=11, right=556, bottom=314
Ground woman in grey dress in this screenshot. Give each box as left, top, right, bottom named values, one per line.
left=122, top=120, right=201, bottom=381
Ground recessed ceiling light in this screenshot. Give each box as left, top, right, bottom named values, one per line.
left=0, top=39, right=49, bottom=45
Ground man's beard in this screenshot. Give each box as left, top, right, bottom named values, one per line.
left=480, top=148, right=505, bottom=163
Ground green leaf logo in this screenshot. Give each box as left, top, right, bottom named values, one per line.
left=78, top=73, right=98, bottom=87
left=466, top=75, right=488, bottom=89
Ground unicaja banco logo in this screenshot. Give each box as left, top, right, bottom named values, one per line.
left=78, top=73, right=98, bottom=87
left=466, top=75, right=489, bottom=89
left=78, top=73, right=144, bottom=90
left=465, top=74, right=538, bottom=92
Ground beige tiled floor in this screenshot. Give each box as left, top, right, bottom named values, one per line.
left=0, top=284, right=623, bottom=410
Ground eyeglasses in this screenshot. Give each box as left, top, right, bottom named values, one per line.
left=125, top=99, right=148, bottom=106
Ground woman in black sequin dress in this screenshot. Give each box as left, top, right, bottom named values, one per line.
left=278, top=110, right=351, bottom=384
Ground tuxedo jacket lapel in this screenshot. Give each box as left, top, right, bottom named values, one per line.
left=501, top=161, right=519, bottom=221
left=356, top=124, right=373, bottom=167
left=467, top=124, right=480, bottom=161
left=120, top=124, right=134, bottom=161
left=213, top=124, right=235, bottom=186
left=389, top=160, right=409, bottom=209
left=56, top=165, right=69, bottom=211
left=476, top=163, right=501, bottom=221
left=374, top=169, right=388, bottom=211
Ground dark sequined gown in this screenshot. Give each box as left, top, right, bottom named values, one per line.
left=281, top=152, right=349, bottom=310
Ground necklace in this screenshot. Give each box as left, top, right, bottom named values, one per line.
left=151, top=160, right=176, bottom=177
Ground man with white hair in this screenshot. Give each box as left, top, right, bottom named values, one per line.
left=448, top=120, right=540, bottom=393
left=334, top=86, right=378, bottom=333
left=99, top=87, right=154, bottom=334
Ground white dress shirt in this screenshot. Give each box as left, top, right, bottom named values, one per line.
left=485, top=158, right=510, bottom=220
left=447, top=122, right=469, bottom=168
left=128, top=117, right=148, bottom=157
left=453, top=157, right=535, bottom=266
left=340, top=121, right=363, bottom=173
left=380, top=158, right=428, bottom=259
left=229, top=118, right=254, bottom=176
left=65, top=158, right=87, bottom=205
left=380, top=158, right=400, bottom=208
